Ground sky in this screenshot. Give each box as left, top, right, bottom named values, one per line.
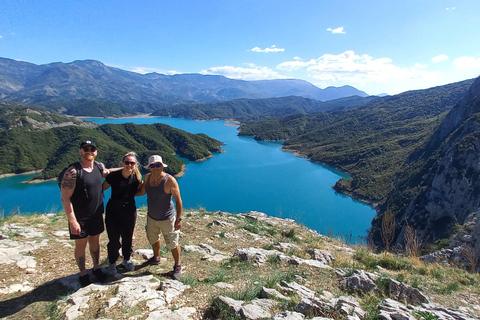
left=1, top=0, right=480, bottom=96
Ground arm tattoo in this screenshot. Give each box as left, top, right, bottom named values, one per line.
left=61, top=166, right=77, bottom=190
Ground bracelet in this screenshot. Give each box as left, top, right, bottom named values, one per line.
left=176, top=217, right=182, bottom=221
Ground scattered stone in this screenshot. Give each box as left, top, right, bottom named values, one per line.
left=51, top=230, right=70, bottom=238
left=260, top=287, right=291, bottom=300
left=294, top=297, right=333, bottom=317
left=207, top=220, right=235, bottom=228
left=274, top=242, right=298, bottom=252
left=241, top=303, right=271, bottom=320
left=294, top=275, right=307, bottom=284
left=213, top=295, right=244, bottom=314
left=338, top=269, right=381, bottom=295
left=146, top=307, right=196, bottom=320
left=214, top=282, right=235, bottom=290
left=330, top=296, right=366, bottom=319
left=134, top=249, right=155, bottom=260
left=307, top=248, right=335, bottom=265
left=1, top=224, right=44, bottom=238
left=378, top=298, right=479, bottom=320
left=278, top=281, right=315, bottom=299
left=385, top=278, right=430, bottom=305
left=184, top=243, right=229, bottom=262
left=271, top=311, right=305, bottom=320
left=232, top=247, right=282, bottom=265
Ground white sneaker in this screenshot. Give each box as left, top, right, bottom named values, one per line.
left=122, top=259, right=135, bottom=271
left=107, top=263, right=117, bottom=276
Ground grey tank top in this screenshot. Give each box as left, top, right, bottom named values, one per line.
left=145, top=174, right=175, bottom=221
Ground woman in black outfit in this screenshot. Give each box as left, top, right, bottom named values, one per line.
left=103, top=152, right=143, bottom=275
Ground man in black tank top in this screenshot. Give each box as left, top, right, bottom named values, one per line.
left=60, top=140, right=110, bottom=287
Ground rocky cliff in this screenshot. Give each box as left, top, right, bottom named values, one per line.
left=373, top=76, right=480, bottom=261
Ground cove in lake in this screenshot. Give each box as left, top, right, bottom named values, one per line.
left=0, top=117, right=376, bottom=242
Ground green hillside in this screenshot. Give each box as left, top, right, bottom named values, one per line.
left=0, top=102, right=224, bottom=179
left=238, top=79, right=475, bottom=203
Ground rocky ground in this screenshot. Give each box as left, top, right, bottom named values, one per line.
left=0, top=209, right=479, bottom=320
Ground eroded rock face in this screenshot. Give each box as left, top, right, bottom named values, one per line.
left=375, top=76, right=480, bottom=257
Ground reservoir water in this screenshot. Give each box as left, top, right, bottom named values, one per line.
left=0, top=117, right=376, bottom=242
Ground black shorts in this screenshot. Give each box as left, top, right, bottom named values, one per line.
left=69, top=213, right=105, bottom=240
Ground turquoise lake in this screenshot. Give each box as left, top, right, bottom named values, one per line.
left=0, top=117, right=376, bottom=242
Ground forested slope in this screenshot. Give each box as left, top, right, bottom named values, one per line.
left=0, top=102, right=223, bottom=179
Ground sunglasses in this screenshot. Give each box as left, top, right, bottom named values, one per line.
left=124, top=161, right=136, bottom=166
left=82, top=146, right=97, bottom=152
left=149, top=163, right=162, bottom=168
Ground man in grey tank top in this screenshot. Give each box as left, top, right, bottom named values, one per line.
left=137, top=155, right=183, bottom=279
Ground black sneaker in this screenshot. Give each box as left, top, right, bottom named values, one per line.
left=93, top=268, right=107, bottom=282
left=79, top=274, right=92, bottom=287
left=173, top=264, right=182, bottom=279
left=146, top=256, right=161, bottom=265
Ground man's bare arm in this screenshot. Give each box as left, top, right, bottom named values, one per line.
left=60, top=166, right=81, bottom=235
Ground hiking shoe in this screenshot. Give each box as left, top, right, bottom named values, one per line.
left=173, top=264, right=182, bottom=279
left=107, top=263, right=117, bottom=276
left=146, top=256, right=161, bottom=265
left=121, top=259, right=135, bottom=271
left=79, top=274, right=92, bottom=287
left=93, top=267, right=107, bottom=282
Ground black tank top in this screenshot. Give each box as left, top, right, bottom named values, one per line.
left=71, top=165, right=104, bottom=220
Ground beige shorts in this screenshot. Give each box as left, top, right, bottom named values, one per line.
left=146, top=215, right=179, bottom=250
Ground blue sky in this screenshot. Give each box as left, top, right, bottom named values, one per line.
left=1, top=0, right=479, bottom=95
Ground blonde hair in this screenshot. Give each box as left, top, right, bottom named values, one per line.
left=123, top=151, right=142, bottom=183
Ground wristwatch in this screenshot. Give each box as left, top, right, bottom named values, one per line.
left=176, top=217, right=182, bottom=221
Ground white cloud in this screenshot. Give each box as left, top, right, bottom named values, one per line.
left=327, top=27, right=345, bottom=34
left=277, top=58, right=316, bottom=71
left=446, top=7, right=456, bottom=10
left=432, top=55, right=449, bottom=63
left=130, top=67, right=178, bottom=75
left=0, top=35, right=3, bottom=39
left=250, top=45, right=285, bottom=53
left=277, top=50, right=441, bottom=94
left=452, top=56, right=480, bottom=69
left=200, top=64, right=287, bottom=81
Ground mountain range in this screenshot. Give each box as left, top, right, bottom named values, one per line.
left=0, top=57, right=368, bottom=113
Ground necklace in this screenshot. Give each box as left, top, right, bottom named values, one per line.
left=152, top=174, right=162, bottom=184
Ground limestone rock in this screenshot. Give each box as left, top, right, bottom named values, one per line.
left=260, top=287, right=291, bottom=300
left=338, top=270, right=381, bottom=294
left=330, top=296, right=366, bottom=319
left=307, top=248, right=335, bottom=265
left=385, top=278, right=430, bottom=305
left=278, top=281, right=315, bottom=299
left=294, top=297, right=333, bottom=317
left=271, top=311, right=305, bottom=319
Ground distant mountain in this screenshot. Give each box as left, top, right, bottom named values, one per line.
left=0, top=57, right=368, bottom=115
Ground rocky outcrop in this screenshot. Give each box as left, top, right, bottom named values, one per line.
left=376, top=76, right=480, bottom=264
left=1, top=211, right=479, bottom=320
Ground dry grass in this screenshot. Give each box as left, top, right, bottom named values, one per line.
left=1, top=210, right=480, bottom=319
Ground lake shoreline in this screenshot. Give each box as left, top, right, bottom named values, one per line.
left=280, top=145, right=379, bottom=211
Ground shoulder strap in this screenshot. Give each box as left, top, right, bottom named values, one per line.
left=94, top=161, right=103, bottom=174
left=72, top=162, right=83, bottom=180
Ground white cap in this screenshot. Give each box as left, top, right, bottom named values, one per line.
left=144, top=155, right=168, bottom=169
